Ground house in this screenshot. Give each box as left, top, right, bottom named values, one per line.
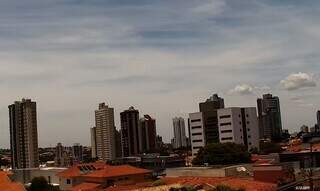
left=0, top=171, right=26, bottom=191
left=56, top=161, right=152, bottom=191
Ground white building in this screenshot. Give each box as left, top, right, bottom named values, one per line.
left=172, top=117, right=187, bottom=149
left=91, top=103, right=116, bottom=161
left=217, top=107, right=259, bottom=151
left=189, top=112, right=205, bottom=157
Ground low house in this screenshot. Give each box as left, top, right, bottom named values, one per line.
left=56, top=161, right=152, bottom=191
left=0, top=171, right=26, bottom=191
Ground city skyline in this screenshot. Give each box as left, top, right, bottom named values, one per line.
left=0, top=0, right=320, bottom=148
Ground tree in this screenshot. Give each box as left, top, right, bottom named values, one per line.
left=28, top=177, right=61, bottom=191
left=192, top=143, right=251, bottom=165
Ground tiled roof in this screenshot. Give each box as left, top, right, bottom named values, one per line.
left=71, top=182, right=100, bottom=191
left=57, top=161, right=106, bottom=178
left=0, top=171, right=26, bottom=191
left=162, top=177, right=276, bottom=191
left=83, top=165, right=151, bottom=178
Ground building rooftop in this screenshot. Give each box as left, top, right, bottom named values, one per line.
left=0, top=171, right=25, bottom=191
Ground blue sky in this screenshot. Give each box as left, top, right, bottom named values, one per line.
left=0, top=0, right=319, bottom=147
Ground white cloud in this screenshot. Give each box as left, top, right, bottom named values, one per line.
left=280, top=72, right=316, bottom=90
left=228, top=84, right=254, bottom=95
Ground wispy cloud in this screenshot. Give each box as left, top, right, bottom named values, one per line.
left=280, top=72, right=316, bottom=91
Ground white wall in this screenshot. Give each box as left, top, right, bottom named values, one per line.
left=189, top=112, right=205, bottom=157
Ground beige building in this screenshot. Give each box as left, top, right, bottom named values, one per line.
left=9, top=98, right=39, bottom=169
left=217, top=107, right=259, bottom=151
left=91, top=103, right=116, bottom=161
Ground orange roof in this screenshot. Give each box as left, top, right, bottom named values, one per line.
left=83, top=165, right=151, bottom=178
left=72, top=182, right=100, bottom=191
left=0, top=171, right=25, bottom=191
left=57, top=161, right=107, bottom=178
left=162, top=177, right=276, bottom=191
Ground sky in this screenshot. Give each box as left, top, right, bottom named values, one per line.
left=0, top=0, right=320, bottom=148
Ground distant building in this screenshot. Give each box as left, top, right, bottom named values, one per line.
left=72, top=143, right=83, bottom=163
left=91, top=103, right=117, bottom=161
left=9, top=98, right=39, bottom=169
left=121, top=106, right=140, bottom=157
left=90, top=127, right=97, bottom=158
left=257, top=94, right=283, bottom=141
left=217, top=107, right=260, bottom=151
left=189, top=112, right=205, bottom=157
left=172, top=117, right=187, bottom=149
left=139, top=115, right=157, bottom=153
left=115, top=129, right=122, bottom=158
left=55, top=143, right=67, bottom=167
left=156, top=135, right=164, bottom=149
left=199, top=94, right=225, bottom=144
left=317, top=110, right=320, bottom=127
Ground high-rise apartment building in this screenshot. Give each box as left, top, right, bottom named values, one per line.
left=257, top=94, right=283, bottom=141
left=90, top=127, right=97, bottom=158
left=189, top=112, right=205, bottom=156
left=199, top=94, right=225, bottom=144
left=72, top=143, right=83, bottom=163
left=172, top=117, right=187, bottom=149
left=55, top=143, right=65, bottom=167
left=317, top=110, right=320, bottom=127
left=9, top=99, right=39, bottom=169
left=217, top=107, right=259, bottom=151
left=91, top=103, right=116, bottom=161
left=139, top=115, right=157, bottom=153
left=120, top=106, right=140, bottom=157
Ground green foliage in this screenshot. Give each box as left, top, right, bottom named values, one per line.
left=259, top=141, right=282, bottom=154
left=152, top=179, right=166, bottom=186
left=209, top=185, right=245, bottom=191
left=27, top=177, right=61, bottom=191
left=192, top=142, right=251, bottom=165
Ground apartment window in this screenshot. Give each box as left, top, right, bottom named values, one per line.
left=191, top=119, right=201, bottom=122
left=249, top=142, right=252, bottom=145
left=192, top=132, right=202, bottom=136
left=192, top=126, right=202, bottom=129
left=248, top=135, right=251, bottom=138
left=67, top=179, right=71, bottom=184
left=239, top=122, right=241, bottom=125
left=247, top=121, right=250, bottom=124
left=246, top=114, right=249, bottom=117
left=221, top=130, right=232, bottom=133
left=192, top=140, right=202, bottom=143
left=221, top=137, right=233, bottom=141
left=219, top=115, right=231, bottom=119
left=220, top=122, right=232, bottom=126
left=193, top=146, right=202, bottom=149
left=247, top=128, right=250, bottom=131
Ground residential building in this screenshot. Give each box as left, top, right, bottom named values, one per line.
left=257, top=94, right=283, bottom=141
left=54, top=143, right=66, bottom=167
left=91, top=103, right=116, bottom=161
left=199, top=94, right=225, bottom=144
left=0, top=171, right=26, bottom=191
left=139, top=115, right=157, bottom=153
left=217, top=107, right=260, bottom=151
left=72, top=143, right=83, bottom=163
left=115, top=129, right=122, bottom=158
left=189, top=112, right=205, bottom=156
left=9, top=98, right=39, bottom=169
left=121, top=106, right=140, bottom=157
left=317, top=110, right=320, bottom=127
left=90, top=127, right=97, bottom=158
left=172, top=117, right=187, bottom=149
left=57, top=162, right=152, bottom=191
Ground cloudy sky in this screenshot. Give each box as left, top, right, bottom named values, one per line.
left=0, top=0, right=319, bottom=148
